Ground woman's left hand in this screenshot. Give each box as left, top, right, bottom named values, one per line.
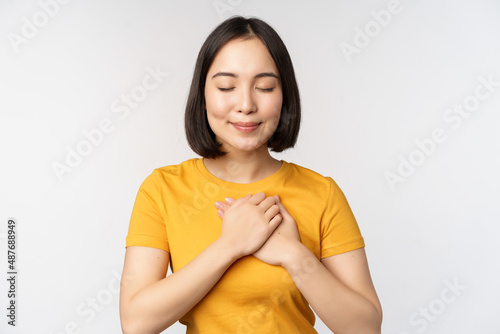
left=215, top=195, right=302, bottom=266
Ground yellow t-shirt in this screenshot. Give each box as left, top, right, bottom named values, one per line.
left=126, top=158, right=364, bottom=333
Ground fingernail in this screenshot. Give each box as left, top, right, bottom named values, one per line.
left=215, top=201, right=222, bottom=208
left=275, top=195, right=280, bottom=202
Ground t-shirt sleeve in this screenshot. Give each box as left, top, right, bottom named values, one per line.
left=125, top=170, right=169, bottom=252
left=320, top=177, right=364, bottom=258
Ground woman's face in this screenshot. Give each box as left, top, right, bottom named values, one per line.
left=204, top=37, right=283, bottom=155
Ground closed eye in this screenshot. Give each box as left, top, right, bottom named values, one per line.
left=257, top=87, right=274, bottom=92
left=218, top=87, right=235, bottom=92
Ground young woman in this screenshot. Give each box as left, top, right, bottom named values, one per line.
left=120, top=16, right=382, bottom=334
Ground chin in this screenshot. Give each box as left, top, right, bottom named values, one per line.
left=230, top=141, right=264, bottom=152
left=235, top=145, right=259, bottom=152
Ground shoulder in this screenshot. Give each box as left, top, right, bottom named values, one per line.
left=139, top=158, right=201, bottom=190
left=153, top=158, right=200, bottom=178
left=285, top=161, right=339, bottom=192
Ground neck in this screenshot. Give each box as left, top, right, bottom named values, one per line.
left=203, top=146, right=282, bottom=183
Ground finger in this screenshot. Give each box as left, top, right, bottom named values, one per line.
left=268, top=213, right=283, bottom=231
left=224, top=197, right=236, bottom=205
left=231, top=194, right=252, bottom=207
left=264, top=204, right=280, bottom=221
left=248, top=192, right=266, bottom=205
left=276, top=200, right=293, bottom=220
left=257, top=196, right=277, bottom=211
left=214, top=201, right=231, bottom=213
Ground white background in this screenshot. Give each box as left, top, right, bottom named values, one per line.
left=1, top=0, right=499, bottom=333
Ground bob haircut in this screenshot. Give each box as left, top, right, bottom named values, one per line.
left=185, top=16, right=301, bottom=158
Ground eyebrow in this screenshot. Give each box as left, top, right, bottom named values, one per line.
left=211, top=72, right=279, bottom=79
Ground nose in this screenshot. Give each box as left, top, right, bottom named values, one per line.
left=237, top=88, right=257, bottom=114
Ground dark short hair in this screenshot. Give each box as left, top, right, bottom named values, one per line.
left=185, top=16, right=301, bottom=158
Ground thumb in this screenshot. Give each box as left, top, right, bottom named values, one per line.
left=274, top=195, right=292, bottom=220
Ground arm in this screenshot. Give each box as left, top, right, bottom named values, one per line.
left=120, top=193, right=282, bottom=334
left=120, top=241, right=237, bottom=334
left=218, top=195, right=382, bottom=334
left=282, top=245, right=382, bottom=334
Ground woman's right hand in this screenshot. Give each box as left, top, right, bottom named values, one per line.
left=217, top=193, right=282, bottom=259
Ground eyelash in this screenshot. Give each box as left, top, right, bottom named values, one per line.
left=217, top=87, right=274, bottom=92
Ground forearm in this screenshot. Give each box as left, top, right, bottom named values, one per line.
left=121, top=239, right=237, bottom=334
left=283, top=243, right=382, bottom=334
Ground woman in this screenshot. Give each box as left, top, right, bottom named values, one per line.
left=120, top=16, right=382, bottom=334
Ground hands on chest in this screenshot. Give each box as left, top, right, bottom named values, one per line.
left=215, top=193, right=302, bottom=267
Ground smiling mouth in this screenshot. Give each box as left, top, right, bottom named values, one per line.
left=230, top=122, right=261, bottom=133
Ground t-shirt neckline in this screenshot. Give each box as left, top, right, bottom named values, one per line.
left=195, top=158, right=290, bottom=193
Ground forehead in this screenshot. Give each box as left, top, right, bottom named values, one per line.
left=208, top=38, right=278, bottom=76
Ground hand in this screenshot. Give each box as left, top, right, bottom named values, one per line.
left=216, top=195, right=301, bottom=266
left=216, top=193, right=282, bottom=259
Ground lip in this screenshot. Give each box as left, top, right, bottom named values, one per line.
left=230, top=122, right=261, bottom=133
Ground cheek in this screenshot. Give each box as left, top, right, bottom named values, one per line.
left=265, top=95, right=283, bottom=126
left=205, top=90, right=232, bottom=119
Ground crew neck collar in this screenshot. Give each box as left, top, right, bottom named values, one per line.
left=195, top=158, right=290, bottom=193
